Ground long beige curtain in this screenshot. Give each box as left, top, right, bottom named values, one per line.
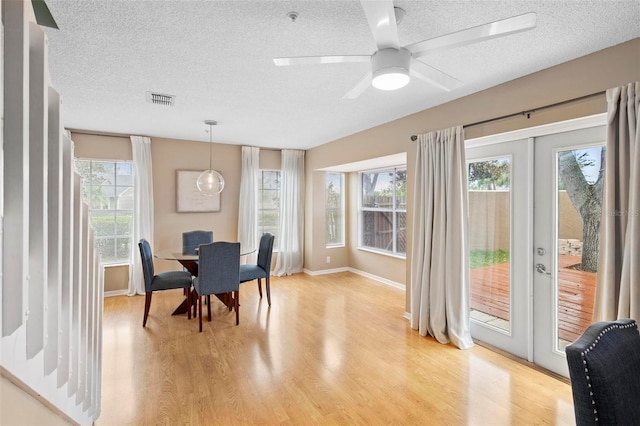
left=238, top=146, right=260, bottom=263
left=410, top=126, right=474, bottom=349
left=128, top=136, right=154, bottom=295
left=594, top=82, right=639, bottom=322
left=274, top=149, right=304, bottom=276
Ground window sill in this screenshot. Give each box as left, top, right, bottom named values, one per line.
left=102, top=262, right=129, bottom=268
left=326, top=244, right=345, bottom=249
left=356, top=246, right=406, bottom=260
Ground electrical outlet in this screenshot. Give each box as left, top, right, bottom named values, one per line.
left=326, top=256, right=331, bottom=264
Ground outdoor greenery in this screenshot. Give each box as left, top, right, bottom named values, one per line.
left=468, top=159, right=510, bottom=190
left=470, top=249, right=510, bottom=269
left=75, top=159, right=133, bottom=264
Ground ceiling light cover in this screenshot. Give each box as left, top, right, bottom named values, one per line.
left=197, top=120, right=225, bottom=196
left=372, top=70, right=409, bottom=90
left=371, top=47, right=411, bottom=91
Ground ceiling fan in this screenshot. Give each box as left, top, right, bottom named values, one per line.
left=273, top=0, right=536, bottom=99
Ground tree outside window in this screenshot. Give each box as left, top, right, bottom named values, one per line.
left=75, top=159, right=134, bottom=264
left=326, top=173, right=344, bottom=246
left=258, top=170, right=280, bottom=249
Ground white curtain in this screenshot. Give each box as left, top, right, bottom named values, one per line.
left=238, top=146, right=260, bottom=263
left=274, top=149, right=304, bottom=276
left=594, top=82, right=639, bottom=322
left=128, top=136, right=154, bottom=295
left=410, top=126, right=474, bottom=350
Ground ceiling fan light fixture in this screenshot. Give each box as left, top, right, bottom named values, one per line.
left=371, top=47, right=411, bottom=91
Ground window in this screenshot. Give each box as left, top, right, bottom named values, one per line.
left=326, top=173, right=344, bottom=247
left=75, top=159, right=134, bottom=264
left=258, top=170, right=280, bottom=248
left=360, top=167, right=406, bottom=256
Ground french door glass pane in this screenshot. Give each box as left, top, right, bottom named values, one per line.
left=468, top=158, right=511, bottom=332
left=556, top=147, right=603, bottom=350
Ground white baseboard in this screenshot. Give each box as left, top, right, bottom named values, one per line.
left=303, top=266, right=405, bottom=291
left=403, top=312, right=411, bottom=321
left=104, top=289, right=128, bottom=298
left=303, top=267, right=349, bottom=276
left=347, top=267, right=405, bottom=291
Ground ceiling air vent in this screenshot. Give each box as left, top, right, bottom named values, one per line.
left=146, top=91, right=176, bottom=106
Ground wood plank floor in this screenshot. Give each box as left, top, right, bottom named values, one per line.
left=98, top=272, right=575, bottom=425
left=470, top=256, right=596, bottom=342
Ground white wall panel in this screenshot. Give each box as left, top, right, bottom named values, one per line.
left=56, top=134, right=73, bottom=388
left=2, top=0, right=29, bottom=338
left=76, top=202, right=89, bottom=405
left=45, top=88, right=62, bottom=375
left=68, top=173, right=82, bottom=396
left=27, top=21, right=47, bottom=360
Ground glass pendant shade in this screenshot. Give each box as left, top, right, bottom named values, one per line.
left=197, top=119, right=224, bottom=196
left=196, top=169, right=225, bottom=195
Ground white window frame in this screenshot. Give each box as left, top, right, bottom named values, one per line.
left=358, top=166, right=406, bottom=258
left=325, top=172, right=345, bottom=248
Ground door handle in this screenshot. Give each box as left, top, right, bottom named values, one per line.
left=536, top=263, right=552, bottom=276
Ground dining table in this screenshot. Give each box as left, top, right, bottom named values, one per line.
left=154, top=247, right=255, bottom=316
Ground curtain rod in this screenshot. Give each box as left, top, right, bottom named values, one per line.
left=71, top=130, right=132, bottom=139
left=409, top=90, right=605, bottom=141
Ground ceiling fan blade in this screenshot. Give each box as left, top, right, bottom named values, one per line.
left=360, top=0, right=400, bottom=49
left=273, top=55, right=370, bottom=66
left=407, top=12, right=537, bottom=58
left=343, top=72, right=372, bottom=100
left=410, top=59, right=463, bottom=92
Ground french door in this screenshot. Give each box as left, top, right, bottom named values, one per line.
left=467, top=121, right=606, bottom=377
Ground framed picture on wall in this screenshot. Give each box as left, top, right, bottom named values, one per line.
left=176, top=170, right=221, bottom=213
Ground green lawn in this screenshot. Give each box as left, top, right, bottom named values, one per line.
left=470, top=249, right=510, bottom=269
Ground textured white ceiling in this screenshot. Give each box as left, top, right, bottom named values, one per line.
left=44, top=0, right=640, bottom=149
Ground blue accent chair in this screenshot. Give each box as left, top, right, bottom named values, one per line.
left=239, top=233, right=275, bottom=305
left=565, top=318, right=640, bottom=425
left=182, top=230, right=214, bottom=255
left=138, top=239, right=193, bottom=327
left=193, top=242, right=241, bottom=331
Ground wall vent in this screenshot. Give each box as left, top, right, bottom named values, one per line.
left=146, top=91, right=176, bottom=106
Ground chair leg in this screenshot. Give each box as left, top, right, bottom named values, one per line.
left=235, top=290, right=239, bottom=325
left=207, top=295, right=212, bottom=322
left=143, top=292, right=152, bottom=327
left=199, top=295, right=203, bottom=332
left=257, top=278, right=263, bottom=298
left=266, top=275, right=271, bottom=306
left=186, top=288, right=191, bottom=320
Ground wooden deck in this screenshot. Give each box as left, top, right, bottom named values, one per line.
left=470, top=255, right=596, bottom=342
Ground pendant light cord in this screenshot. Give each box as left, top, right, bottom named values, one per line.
left=209, top=123, right=213, bottom=170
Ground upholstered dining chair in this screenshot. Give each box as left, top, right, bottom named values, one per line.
left=193, top=241, right=241, bottom=332
left=182, top=230, right=214, bottom=255
left=565, top=318, right=640, bottom=425
left=138, top=239, right=193, bottom=327
left=239, top=233, right=275, bottom=305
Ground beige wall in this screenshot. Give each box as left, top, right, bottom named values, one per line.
left=150, top=137, right=243, bottom=273
left=304, top=38, right=640, bottom=311
left=0, top=375, right=70, bottom=425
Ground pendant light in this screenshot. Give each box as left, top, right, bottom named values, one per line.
left=196, top=120, right=225, bottom=195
